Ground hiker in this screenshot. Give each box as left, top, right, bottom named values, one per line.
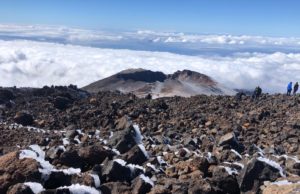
left=252, top=86, right=262, bottom=99
left=287, top=82, right=293, bottom=96
left=293, top=82, right=299, bottom=95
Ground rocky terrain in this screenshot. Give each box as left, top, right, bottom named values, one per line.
left=83, top=69, right=235, bottom=98
left=1, top=86, right=300, bottom=193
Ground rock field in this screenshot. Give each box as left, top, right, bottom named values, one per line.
left=1, top=86, right=300, bottom=194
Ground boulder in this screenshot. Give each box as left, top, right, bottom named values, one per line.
left=0, top=152, right=41, bottom=193
left=58, top=150, right=83, bottom=168
left=107, top=123, right=141, bottom=154
left=0, top=89, right=14, bottom=102
left=132, top=174, right=154, bottom=194
left=53, top=96, right=72, bottom=110
left=121, top=144, right=148, bottom=165
left=238, top=157, right=284, bottom=194
left=101, top=159, right=143, bottom=182
left=78, top=144, right=115, bottom=166
left=218, top=132, right=238, bottom=147
left=14, top=112, right=34, bottom=126
left=211, top=166, right=240, bottom=194
left=7, top=183, right=34, bottom=194
left=100, top=182, right=132, bottom=194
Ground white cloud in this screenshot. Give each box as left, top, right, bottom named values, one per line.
left=0, top=39, right=299, bottom=93
left=1, top=24, right=300, bottom=50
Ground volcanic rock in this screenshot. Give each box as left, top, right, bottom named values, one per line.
left=7, top=183, right=34, bottom=194
left=0, top=152, right=40, bottom=193
left=238, top=157, right=284, bottom=193
left=14, top=112, right=34, bottom=126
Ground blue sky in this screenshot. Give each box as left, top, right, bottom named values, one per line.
left=1, top=0, right=300, bottom=36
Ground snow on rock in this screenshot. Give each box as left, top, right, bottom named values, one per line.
left=90, top=174, right=101, bottom=188
left=133, top=124, right=143, bottom=144
left=114, top=158, right=127, bottom=166
left=139, top=174, right=154, bottom=186
left=63, top=138, right=70, bottom=145
left=220, top=166, right=238, bottom=175
left=271, top=180, right=293, bottom=186
left=19, top=145, right=81, bottom=180
left=146, top=163, right=160, bottom=173
left=157, top=156, right=167, bottom=165
left=113, top=158, right=145, bottom=174
left=257, top=156, right=285, bottom=177
left=109, top=131, right=114, bottom=139
left=230, top=149, right=242, bottom=159
left=58, top=184, right=100, bottom=194
left=29, top=144, right=45, bottom=159
left=24, top=182, right=45, bottom=194
left=138, top=144, right=149, bottom=159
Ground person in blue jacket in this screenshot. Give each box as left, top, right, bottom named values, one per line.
left=287, top=82, right=293, bottom=96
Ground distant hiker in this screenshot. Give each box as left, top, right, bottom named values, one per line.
left=293, top=82, right=299, bottom=95
left=287, top=82, right=293, bottom=96
left=252, top=86, right=262, bottom=99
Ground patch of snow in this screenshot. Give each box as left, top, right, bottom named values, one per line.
left=55, top=168, right=81, bottom=175
left=230, top=149, right=242, bottom=159
left=127, top=163, right=145, bottom=173
left=63, top=138, right=70, bottom=145
left=138, top=144, right=149, bottom=159
left=146, top=163, right=160, bottom=173
left=271, top=180, right=292, bottom=186
left=24, top=182, right=45, bottom=194
left=58, top=184, right=100, bottom=194
left=74, top=136, right=81, bottom=144
left=114, top=158, right=127, bottom=166
left=183, top=148, right=191, bottom=154
left=76, top=129, right=84, bottom=135
left=257, top=157, right=285, bottom=177
left=139, top=174, right=154, bottom=186
left=109, top=131, right=114, bottom=139
left=112, top=148, right=120, bottom=155
left=133, top=124, right=143, bottom=144
left=220, top=166, right=238, bottom=175
left=233, top=162, right=245, bottom=169
left=90, top=174, right=101, bottom=188
left=20, top=145, right=81, bottom=181
left=157, top=156, right=167, bottom=165
left=29, top=144, right=45, bottom=158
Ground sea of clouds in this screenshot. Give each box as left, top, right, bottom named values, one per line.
left=0, top=24, right=300, bottom=93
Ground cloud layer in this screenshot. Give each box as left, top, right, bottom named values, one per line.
left=0, top=39, right=299, bottom=93
left=1, top=24, right=300, bottom=56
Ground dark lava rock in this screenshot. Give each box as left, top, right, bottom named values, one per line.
left=7, top=183, right=34, bottom=194
left=238, top=157, right=284, bottom=194
left=132, top=174, right=153, bottom=194
left=211, top=166, right=240, bottom=194
left=14, top=112, right=34, bottom=126
left=108, top=122, right=140, bottom=154
left=121, top=144, right=148, bottom=165
left=44, top=171, right=72, bottom=189
left=101, top=159, right=143, bottom=183
left=78, top=144, right=115, bottom=167
left=0, top=89, right=14, bottom=102
left=100, top=182, right=131, bottom=194
left=58, top=150, right=83, bottom=168
left=53, top=96, right=72, bottom=110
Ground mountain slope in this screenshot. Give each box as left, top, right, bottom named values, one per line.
left=83, top=69, right=235, bottom=98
